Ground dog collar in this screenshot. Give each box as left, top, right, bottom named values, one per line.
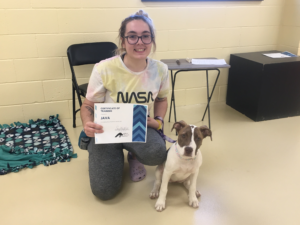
left=175, top=143, right=196, bottom=161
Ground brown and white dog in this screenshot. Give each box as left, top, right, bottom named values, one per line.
left=149, top=121, right=212, bottom=212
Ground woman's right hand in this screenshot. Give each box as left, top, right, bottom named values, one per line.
left=83, top=121, right=104, bottom=137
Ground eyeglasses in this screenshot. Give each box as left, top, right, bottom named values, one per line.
left=124, top=34, right=153, bottom=45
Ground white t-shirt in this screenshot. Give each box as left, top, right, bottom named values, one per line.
left=86, top=54, right=169, bottom=114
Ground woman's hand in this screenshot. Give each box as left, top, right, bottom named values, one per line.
left=84, top=121, right=104, bottom=137
left=147, top=117, right=159, bottom=129
left=80, top=99, right=104, bottom=137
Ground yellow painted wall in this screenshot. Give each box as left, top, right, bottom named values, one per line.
left=278, top=0, right=300, bottom=54
left=0, top=0, right=289, bottom=124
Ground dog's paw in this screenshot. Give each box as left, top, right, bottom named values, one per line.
left=155, top=200, right=166, bottom=212
left=189, top=197, right=199, bottom=208
left=195, top=190, right=201, bottom=198
left=149, top=191, right=159, bottom=199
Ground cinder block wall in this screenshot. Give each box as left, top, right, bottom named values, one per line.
left=277, top=0, right=300, bottom=54
left=0, top=0, right=288, bottom=124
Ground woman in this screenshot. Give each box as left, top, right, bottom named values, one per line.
left=80, top=10, right=169, bottom=200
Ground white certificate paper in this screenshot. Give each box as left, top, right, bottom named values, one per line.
left=94, top=103, right=148, bottom=144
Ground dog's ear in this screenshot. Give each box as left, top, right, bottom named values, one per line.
left=200, top=125, right=212, bottom=141
left=172, top=121, right=187, bottom=133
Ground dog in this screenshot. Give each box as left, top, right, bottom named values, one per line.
left=149, top=120, right=212, bottom=212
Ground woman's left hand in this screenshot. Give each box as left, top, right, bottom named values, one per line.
left=147, top=117, right=159, bottom=129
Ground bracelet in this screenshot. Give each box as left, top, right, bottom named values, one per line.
left=155, top=119, right=162, bottom=130
left=154, top=116, right=164, bottom=131
left=154, top=116, right=176, bottom=143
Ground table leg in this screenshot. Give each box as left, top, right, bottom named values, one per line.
left=202, top=69, right=220, bottom=129
left=205, top=70, right=211, bottom=129
left=173, top=71, right=179, bottom=123
left=168, top=70, right=175, bottom=122
left=168, top=68, right=220, bottom=129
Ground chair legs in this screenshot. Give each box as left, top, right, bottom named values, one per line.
left=72, top=85, right=76, bottom=128
left=72, top=83, right=85, bottom=128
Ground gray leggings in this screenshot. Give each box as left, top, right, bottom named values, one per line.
left=87, top=128, right=167, bottom=200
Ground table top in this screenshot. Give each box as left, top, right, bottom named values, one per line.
left=231, top=50, right=300, bottom=65
left=160, top=58, right=231, bottom=70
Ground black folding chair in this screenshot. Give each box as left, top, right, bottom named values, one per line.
left=67, top=42, right=117, bottom=128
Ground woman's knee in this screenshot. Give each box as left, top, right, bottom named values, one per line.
left=140, top=142, right=167, bottom=165
left=90, top=183, right=121, bottom=201
left=153, top=143, right=168, bottom=164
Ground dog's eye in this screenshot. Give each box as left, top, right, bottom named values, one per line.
left=195, top=136, right=201, bottom=141
left=181, top=134, right=186, bottom=138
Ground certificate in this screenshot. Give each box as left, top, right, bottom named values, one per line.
left=94, top=103, right=148, bottom=144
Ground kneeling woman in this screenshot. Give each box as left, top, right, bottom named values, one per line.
left=80, top=10, right=170, bottom=200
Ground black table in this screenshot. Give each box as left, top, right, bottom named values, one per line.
left=161, top=59, right=230, bottom=129
left=226, top=51, right=300, bottom=121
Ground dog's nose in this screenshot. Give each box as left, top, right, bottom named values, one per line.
left=185, top=147, right=193, bottom=154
